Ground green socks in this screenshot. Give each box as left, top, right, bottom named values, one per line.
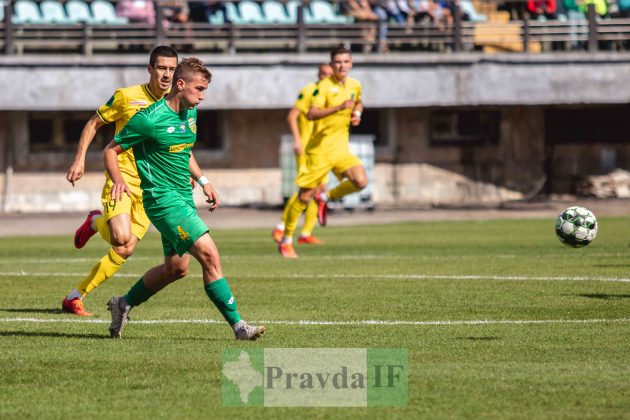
left=124, top=277, right=155, bottom=307
left=204, top=277, right=241, bottom=325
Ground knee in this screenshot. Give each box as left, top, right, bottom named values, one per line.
left=197, top=247, right=221, bottom=272
left=353, top=174, right=369, bottom=190
left=169, top=265, right=188, bottom=280
left=113, top=244, right=135, bottom=260
left=298, top=189, right=314, bottom=203
left=110, top=230, right=132, bottom=247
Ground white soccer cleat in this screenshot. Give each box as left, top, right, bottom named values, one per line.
left=233, top=321, right=266, bottom=341
left=107, top=296, right=131, bottom=339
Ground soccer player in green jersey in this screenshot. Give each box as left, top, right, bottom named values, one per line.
left=279, top=46, right=368, bottom=258
left=103, top=57, right=265, bottom=340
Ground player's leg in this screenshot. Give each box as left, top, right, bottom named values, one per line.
left=299, top=182, right=325, bottom=245
left=189, top=232, right=265, bottom=341
left=273, top=152, right=306, bottom=243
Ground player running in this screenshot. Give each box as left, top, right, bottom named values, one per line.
left=62, top=46, right=178, bottom=316
left=103, top=57, right=264, bottom=341
left=279, top=46, right=368, bottom=258
left=272, top=63, right=333, bottom=246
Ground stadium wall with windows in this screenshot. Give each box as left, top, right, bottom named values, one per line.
left=1, top=54, right=630, bottom=211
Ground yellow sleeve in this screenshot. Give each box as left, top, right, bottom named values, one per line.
left=310, top=81, right=327, bottom=109
left=354, top=80, right=362, bottom=103
left=293, top=84, right=315, bottom=114
left=96, top=89, right=126, bottom=124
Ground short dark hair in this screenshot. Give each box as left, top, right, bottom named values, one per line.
left=330, top=45, right=351, bottom=61
left=149, top=45, right=178, bottom=67
left=172, top=57, right=212, bottom=87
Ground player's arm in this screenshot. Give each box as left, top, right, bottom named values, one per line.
left=103, top=140, right=130, bottom=201
left=351, top=100, right=363, bottom=127
left=287, top=107, right=303, bottom=155
left=66, top=114, right=106, bottom=186
left=307, top=99, right=355, bottom=121
left=190, top=152, right=220, bottom=212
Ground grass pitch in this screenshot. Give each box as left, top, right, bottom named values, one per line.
left=0, top=217, right=629, bottom=419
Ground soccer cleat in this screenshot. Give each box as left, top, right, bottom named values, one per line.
left=107, top=296, right=131, bottom=339
left=233, top=321, right=266, bottom=341
left=74, top=210, right=102, bottom=249
left=61, top=297, right=93, bottom=317
left=278, top=242, right=298, bottom=258
left=272, top=228, right=283, bottom=244
left=298, top=235, right=324, bottom=245
left=314, top=193, right=328, bottom=227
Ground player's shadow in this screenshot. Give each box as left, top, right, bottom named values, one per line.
left=0, top=308, right=62, bottom=314
left=455, top=336, right=501, bottom=341
left=577, top=293, right=630, bottom=300
left=0, top=330, right=109, bottom=339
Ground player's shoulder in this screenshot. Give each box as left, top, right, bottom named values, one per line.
left=299, top=82, right=317, bottom=96
left=346, top=77, right=362, bottom=89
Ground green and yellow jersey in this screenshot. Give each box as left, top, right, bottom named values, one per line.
left=97, top=83, right=163, bottom=187
left=293, top=82, right=317, bottom=147
left=307, top=76, right=362, bottom=156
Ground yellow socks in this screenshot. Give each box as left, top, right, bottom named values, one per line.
left=76, top=248, right=126, bottom=297
left=301, top=199, right=318, bottom=237
left=280, top=192, right=298, bottom=226
left=283, top=198, right=307, bottom=239
left=328, top=180, right=361, bottom=201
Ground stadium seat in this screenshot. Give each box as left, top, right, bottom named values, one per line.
left=209, top=11, right=225, bottom=24
left=91, top=0, right=129, bottom=24
left=225, top=2, right=246, bottom=24
left=286, top=0, right=313, bottom=23
left=262, top=0, right=292, bottom=24
left=13, top=0, right=45, bottom=24
left=0, top=1, right=4, bottom=21
left=238, top=1, right=267, bottom=23
left=40, top=0, right=72, bottom=24
left=65, top=0, right=95, bottom=23
left=308, top=0, right=350, bottom=23
left=459, top=0, right=487, bottom=22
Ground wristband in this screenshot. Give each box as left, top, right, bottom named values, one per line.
left=353, top=110, right=362, bottom=118
left=197, top=175, right=209, bottom=187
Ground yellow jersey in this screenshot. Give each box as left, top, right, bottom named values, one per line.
left=293, top=82, right=317, bottom=147
left=96, top=83, right=162, bottom=187
left=307, top=76, right=362, bottom=156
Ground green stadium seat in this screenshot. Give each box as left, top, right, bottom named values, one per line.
left=262, top=0, right=292, bottom=23
left=65, top=0, right=95, bottom=23
left=40, top=0, right=72, bottom=24
left=13, top=0, right=45, bottom=24
left=459, top=0, right=486, bottom=22
left=91, top=0, right=129, bottom=24
left=0, top=1, right=4, bottom=21
left=225, top=2, right=246, bottom=24
left=308, top=0, right=350, bottom=23
left=286, top=0, right=313, bottom=23
left=238, top=1, right=267, bottom=23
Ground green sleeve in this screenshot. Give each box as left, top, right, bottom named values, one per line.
left=114, top=111, right=153, bottom=151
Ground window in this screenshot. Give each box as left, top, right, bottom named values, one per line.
left=350, top=108, right=383, bottom=146
left=545, top=106, right=630, bottom=144
left=430, top=110, right=500, bottom=146
left=28, top=112, right=114, bottom=153
left=195, top=110, right=224, bottom=151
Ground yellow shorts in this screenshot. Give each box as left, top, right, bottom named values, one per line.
left=296, top=150, right=362, bottom=189
left=100, top=178, right=150, bottom=240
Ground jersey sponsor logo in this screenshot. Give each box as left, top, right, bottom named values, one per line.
left=167, top=126, right=175, bottom=133
left=179, top=122, right=186, bottom=133
left=129, top=100, right=148, bottom=107
left=169, top=142, right=195, bottom=153
left=188, top=118, right=197, bottom=134
left=330, top=87, right=339, bottom=94
left=177, top=225, right=190, bottom=241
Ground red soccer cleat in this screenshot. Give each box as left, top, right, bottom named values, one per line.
left=278, top=242, right=298, bottom=259
left=298, top=235, right=324, bottom=245
left=272, top=228, right=283, bottom=244
left=74, top=210, right=102, bottom=249
left=62, top=297, right=93, bottom=316
left=314, top=193, right=328, bottom=227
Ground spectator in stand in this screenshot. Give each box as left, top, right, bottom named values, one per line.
left=527, top=0, right=557, bottom=19
left=372, top=0, right=407, bottom=52
left=189, top=0, right=231, bottom=23
left=580, top=0, right=607, bottom=16
left=341, top=0, right=378, bottom=51
left=116, top=0, right=156, bottom=24
left=161, top=0, right=190, bottom=23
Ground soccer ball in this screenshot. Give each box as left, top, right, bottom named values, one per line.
left=555, top=206, right=598, bottom=248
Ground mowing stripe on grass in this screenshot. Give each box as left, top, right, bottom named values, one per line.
left=0, top=317, right=629, bottom=326
left=1, top=271, right=630, bottom=283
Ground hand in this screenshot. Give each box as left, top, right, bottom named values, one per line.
left=110, top=181, right=130, bottom=202
left=293, top=141, right=303, bottom=156
left=190, top=177, right=197, bottom=189
left=203, top=183, right=220, bottom=212
left=339, top=99, right=355, bottom=111
left=350, top=114, right=361, bottom=126
left=66, top=161, right=85, bottom=186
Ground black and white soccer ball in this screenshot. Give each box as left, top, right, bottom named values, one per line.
left=555, top=206, right=598, bottom=248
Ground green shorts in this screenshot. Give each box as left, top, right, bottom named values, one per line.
left=144, top=191, right=209, bottom=257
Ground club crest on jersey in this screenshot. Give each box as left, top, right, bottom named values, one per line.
left=167, top=126, right=175, bottom=133
left=179, top=122, right=186, bottom=133
left=188, top=118, right=197, bottom=134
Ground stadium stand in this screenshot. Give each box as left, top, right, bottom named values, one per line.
left=91, top=0, right=129, bottom=24
left=40, top=0, right=72, bottom=23
left=238, top=1, right=267, bottom=24
left=65, top=0, right=96, bottom=23
left=13, top=0, right=44, bottom=24
left=262, top=0, right=293, bottom=23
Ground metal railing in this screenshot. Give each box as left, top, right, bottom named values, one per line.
left=1, top=1, right=628, bottom=55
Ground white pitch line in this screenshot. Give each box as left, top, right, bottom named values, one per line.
left=0, top=317, right=628, bottom=327
left=0, top=271, right=630, bottom=283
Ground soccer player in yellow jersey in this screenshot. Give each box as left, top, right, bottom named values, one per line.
left=61, top=46, right=178, bottom=316
left=272, top=63, right=333, bottom=246
left=279, top=46, right=368, bottom=258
